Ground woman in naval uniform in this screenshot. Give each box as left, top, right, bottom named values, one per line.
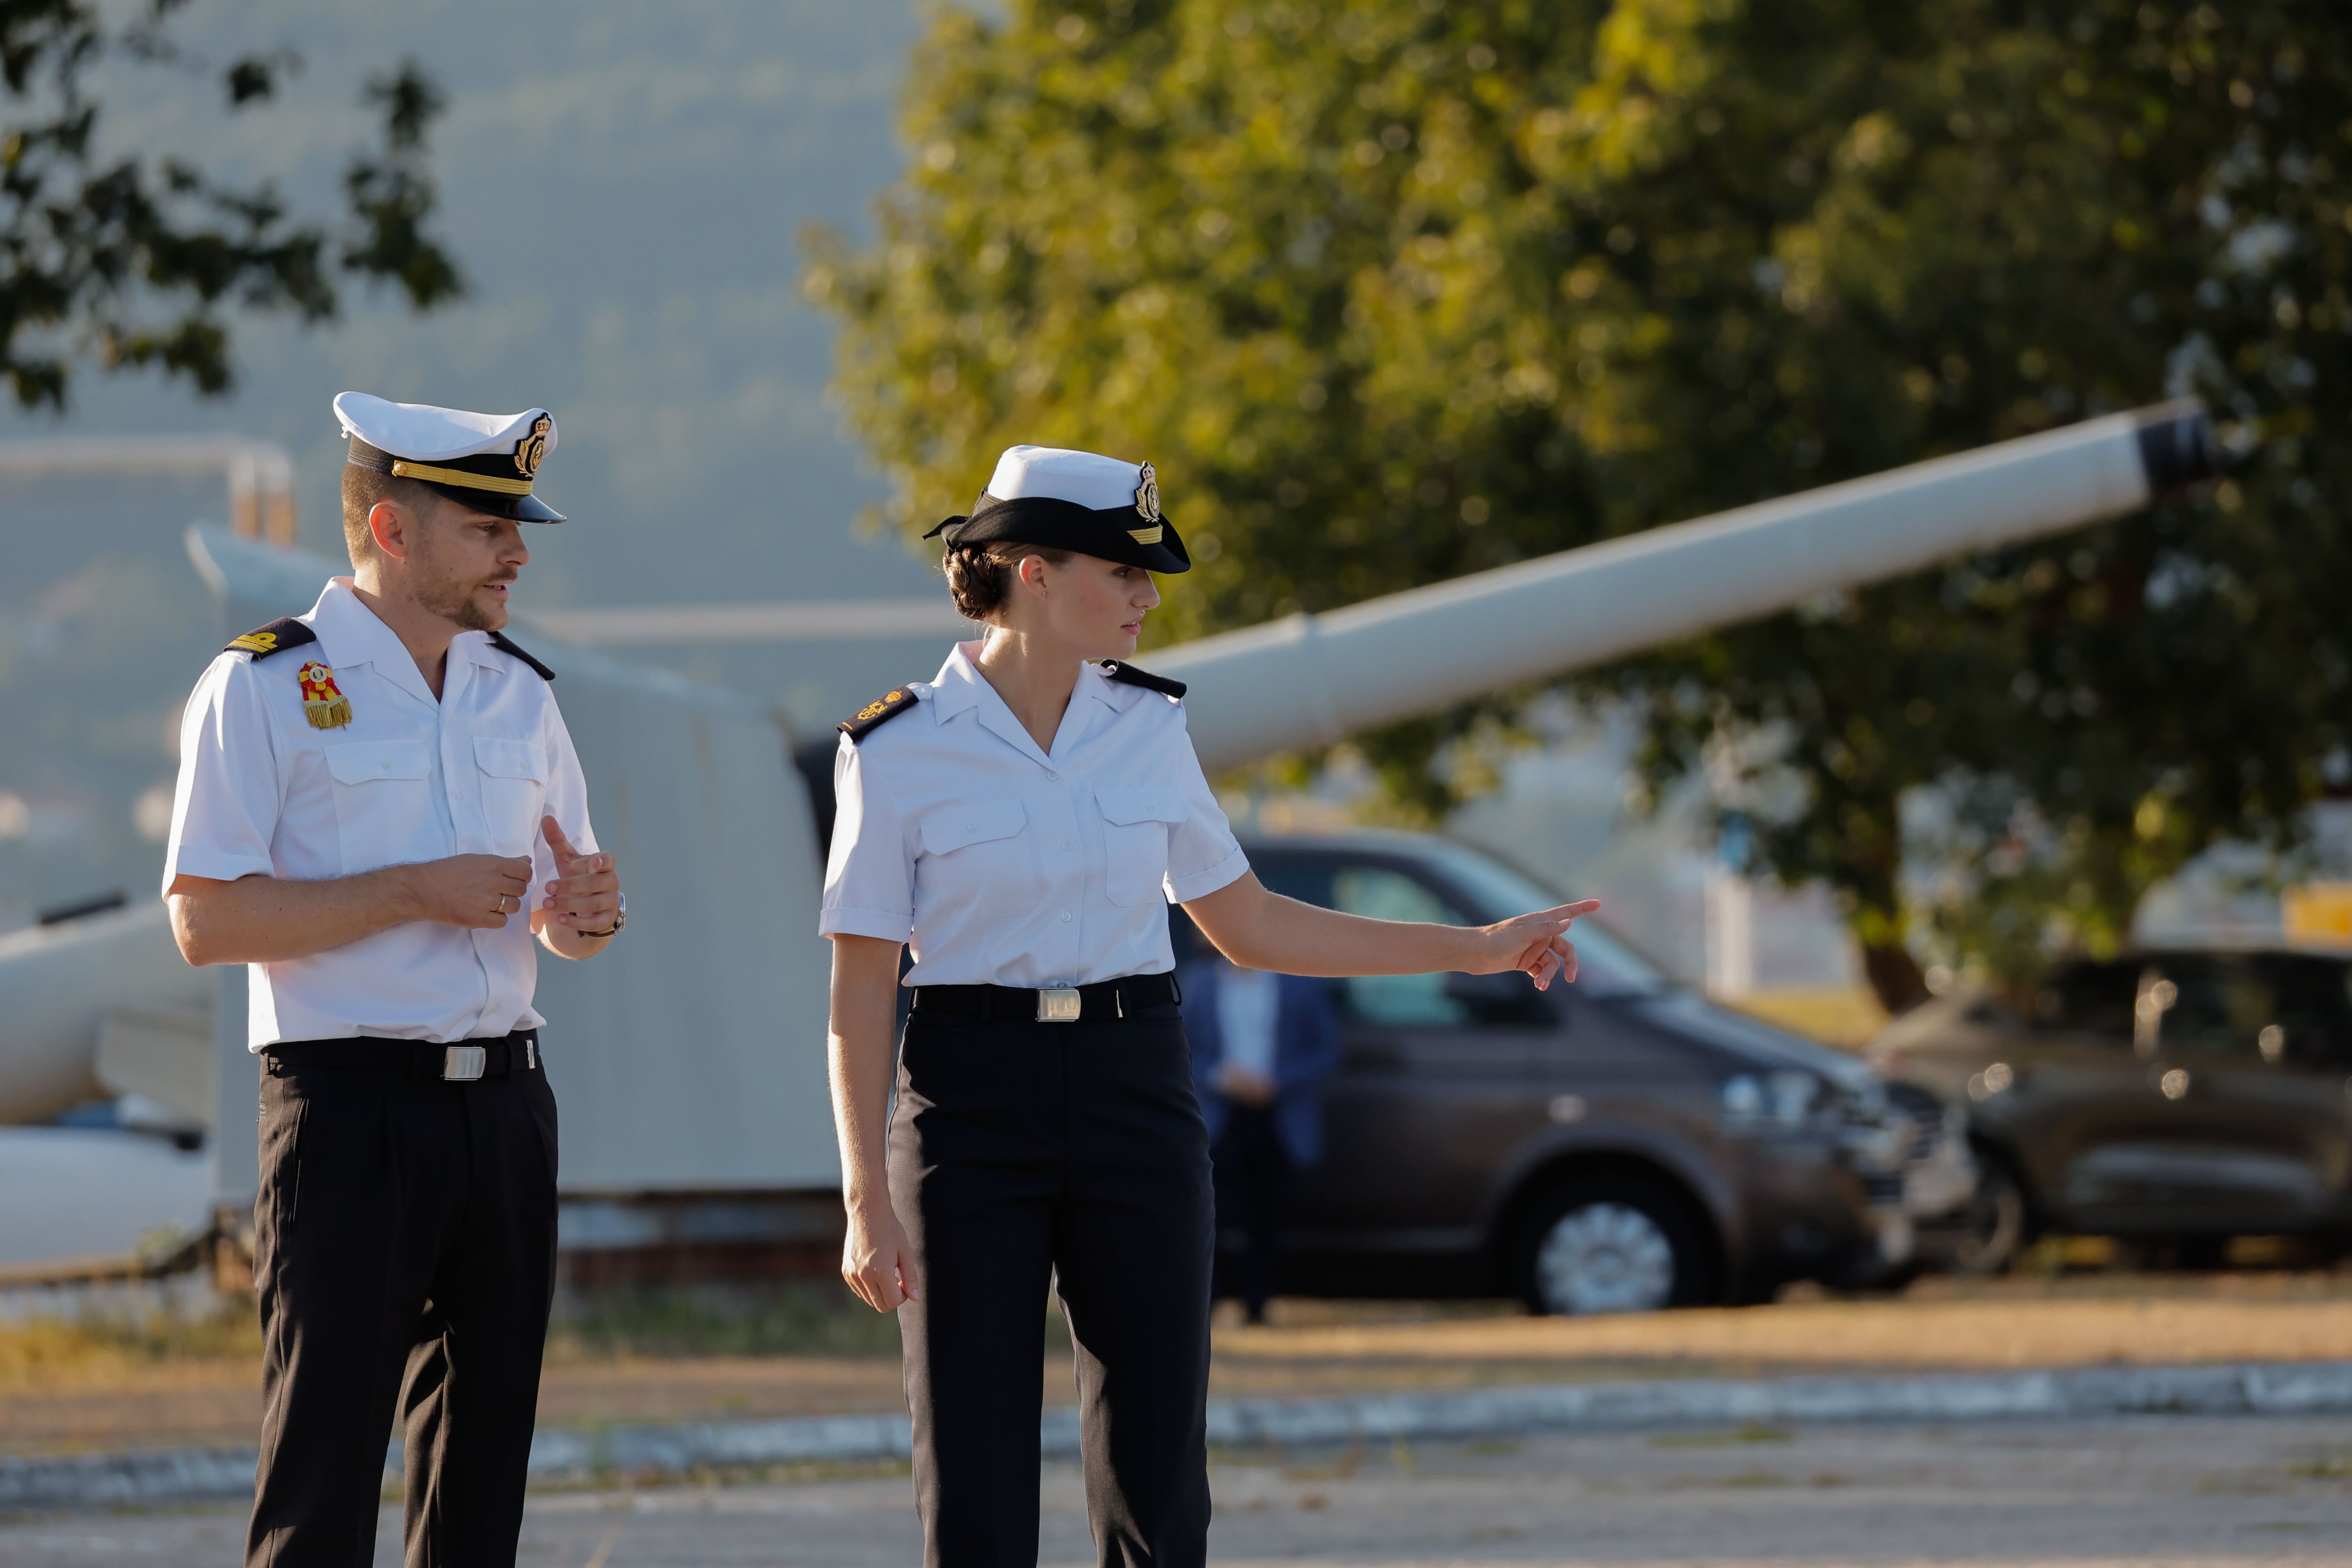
left=821, top=445, right=1597, bottom=1568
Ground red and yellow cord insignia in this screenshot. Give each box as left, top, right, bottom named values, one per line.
left=296, top=661, right=353, bottom=731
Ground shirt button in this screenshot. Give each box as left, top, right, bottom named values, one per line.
left=1060, top=910, right=1073, bottom=923
left=1047, top=772, right=1059, bottom=781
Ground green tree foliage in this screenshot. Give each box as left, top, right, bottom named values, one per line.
left=810, top=0, right=2352, bottom=1007
left=2, top=0, right=463, bottom=409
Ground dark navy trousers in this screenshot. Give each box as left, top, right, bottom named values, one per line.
left=246, top=1051, right=558, bottom=1568
left=889, top=1002, right=1215, bottom=1568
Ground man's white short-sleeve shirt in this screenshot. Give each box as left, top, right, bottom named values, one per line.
left=820, top=642, right=1248, bottom=987
left=164, top=578, right=596, bottom=1049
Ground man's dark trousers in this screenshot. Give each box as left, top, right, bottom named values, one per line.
left=246, top=1041, right=558, bottom=1568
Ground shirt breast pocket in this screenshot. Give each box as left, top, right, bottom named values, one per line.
left=324, top=740, right=436, bottom=875
left=1096, top=787, right=1189, bottom=907
left=918, top=798, right=1034, bottom=915
left=474, top=737, right=549, bottom=857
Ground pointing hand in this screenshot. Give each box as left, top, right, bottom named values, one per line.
left=540, top=815, right=621, bottom=932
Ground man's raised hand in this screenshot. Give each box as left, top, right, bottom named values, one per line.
left=540, top=815, right=620, bottom=932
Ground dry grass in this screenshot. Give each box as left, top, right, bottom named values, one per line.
left=5, top=1271, right=2351, bottom=1457
left=0, top=1308, right=258, bottom=1392
left=1721, top=987, right=1889, bottom=1048
left=1211, top=1293, right=2352, bottom=1369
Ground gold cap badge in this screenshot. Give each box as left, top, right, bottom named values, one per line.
left=1133, top=461, right=1161, bottom=523
left=514, top=415, right=553, bottom=479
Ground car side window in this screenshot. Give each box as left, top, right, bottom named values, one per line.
left=2256, top=956, right=2352, bottom=1067
left=1330, top=865, right=1470, bottom=1027
left=2154, top=956, right=2274, bottom=1058
left=2027, top=960, right=2140, bottom=1041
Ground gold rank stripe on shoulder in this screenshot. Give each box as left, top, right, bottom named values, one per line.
left=223, top=617, right=318, bottom=661
left=839, top=683, right=922, bottom=742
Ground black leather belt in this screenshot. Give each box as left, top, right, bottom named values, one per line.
left=263, top=1030, right=540, bottom=1082
left=911, top=971, right=1181, bottom=1024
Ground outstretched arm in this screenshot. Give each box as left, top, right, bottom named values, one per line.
left=1183, top=871, right=1599, bottom=990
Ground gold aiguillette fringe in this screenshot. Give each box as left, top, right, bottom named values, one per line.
left=304, top=696, right=352, bottom=731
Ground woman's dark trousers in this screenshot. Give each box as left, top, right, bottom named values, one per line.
left=890, top=1003, right=1215, bottom=1568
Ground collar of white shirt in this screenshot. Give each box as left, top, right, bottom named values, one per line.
left=305, top=576, right=507, bottom=705
left=922, top=640, right=1132, bottom=765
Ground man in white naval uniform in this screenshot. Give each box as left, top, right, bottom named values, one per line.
left=163, top=394, right=625, bottom=1568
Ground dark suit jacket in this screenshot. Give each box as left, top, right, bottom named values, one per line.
left=1182, top=961, right=1342, bottom=1168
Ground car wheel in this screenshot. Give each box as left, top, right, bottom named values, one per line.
left=1951, top=1158, right=2026, bottom=1275
left=1515, top=1175, right=1713, bottom=1315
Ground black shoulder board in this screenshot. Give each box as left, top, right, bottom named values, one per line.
left=488, top=631, right=556, bottom=681
left=839, top=683, right=922, bottom=742
left=223, top=618, right=316, bottom=661
left=1101, top=660, right=1186, bottom=699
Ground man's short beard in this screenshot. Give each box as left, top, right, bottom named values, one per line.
left=412, top=538, right=504, bottom=631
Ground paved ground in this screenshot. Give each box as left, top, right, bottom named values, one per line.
left=8, top=1414, right=2352, bottom=1566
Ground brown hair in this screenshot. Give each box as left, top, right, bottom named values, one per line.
left=943, top=540, right=1075, bottom=621
left=340, top=465, right=442, bottom=565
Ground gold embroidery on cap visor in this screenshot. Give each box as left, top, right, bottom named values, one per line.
left=390, top=460, right=537, bottom=496
left=514, top=415, right=552, bottom=478
left=1127, top=525, right=1165, bottom=545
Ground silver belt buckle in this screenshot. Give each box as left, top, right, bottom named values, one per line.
left=442, top=1044, right=487, bottom=1082
left=1036, top=987, right=1082, bottom=1023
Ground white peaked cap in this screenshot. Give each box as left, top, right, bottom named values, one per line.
left=333, top=391, right=559, bottom=463
left=984, top=445, right=1143, bottom=509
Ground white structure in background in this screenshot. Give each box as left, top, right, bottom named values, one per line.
left=0, top=435, right=297, bottom=543
left=521, top=599, right=971, bottom=646
left=1157, top=401, right=2210, bottom=772
left=0, top=400, right=2213, bottom=1265
left=1703, top=869, right=1758, bottom=1000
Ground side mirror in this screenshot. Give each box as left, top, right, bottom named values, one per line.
left=1442, top=969, right=1560, bottom=1025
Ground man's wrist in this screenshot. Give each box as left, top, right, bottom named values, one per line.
left=578, top=890, right=625, bottom=938
left=378, top=863, right=425, bottom=923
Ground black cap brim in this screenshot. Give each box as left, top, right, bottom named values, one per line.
left=923, top=494, right=1188, bottom=573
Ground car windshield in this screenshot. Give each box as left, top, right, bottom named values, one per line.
left=1420, top=839, right=1669, bottom=997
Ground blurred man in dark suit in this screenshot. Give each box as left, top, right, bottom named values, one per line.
left=1182, top=955, right=1342, bottom=1324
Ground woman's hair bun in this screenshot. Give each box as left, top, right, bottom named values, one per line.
left=943, top=541, right=1073, bottom=621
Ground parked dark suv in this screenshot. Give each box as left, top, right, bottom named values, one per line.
left=1176, top=832, right=1969, bottom=1313
left=1868, top=946, right=2352, bottom=1270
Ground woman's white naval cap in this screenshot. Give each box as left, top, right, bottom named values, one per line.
left=334, top=390, right=565, bottom=523
left=922, top=444, right=1189, bottom=573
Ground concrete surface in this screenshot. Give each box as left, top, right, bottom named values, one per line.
left=7, top=1414, right=2352, bottom=1566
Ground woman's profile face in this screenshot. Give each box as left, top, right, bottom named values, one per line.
left=1010, top=550, right=1160, bottom=659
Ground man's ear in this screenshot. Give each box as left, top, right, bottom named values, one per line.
left=368, top=500, right=413, bottom=564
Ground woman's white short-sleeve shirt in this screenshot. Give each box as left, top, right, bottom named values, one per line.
left=819, top=642, right=1248, bottom=987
